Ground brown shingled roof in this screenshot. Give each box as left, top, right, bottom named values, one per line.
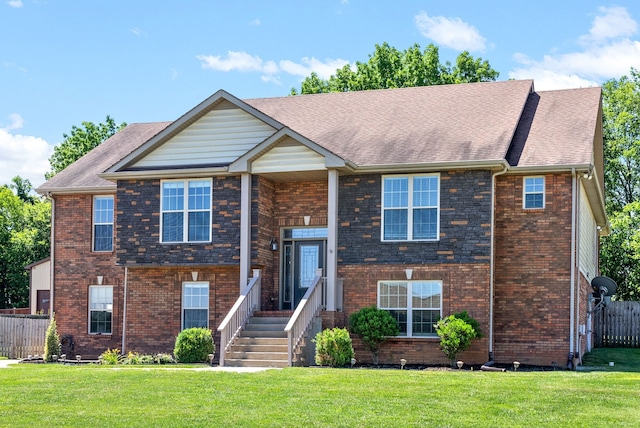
left=37, top=122, right=170, bottom=193
left=507, top=87, right=602, bottom=168
left=245, top=79, right=534, bottom=166
left=37, top=80, right=603, bottom=195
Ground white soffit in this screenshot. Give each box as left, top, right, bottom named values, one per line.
left=252, top=138, right=327, bottom=173
left=132, top=104, right=276, bottom=168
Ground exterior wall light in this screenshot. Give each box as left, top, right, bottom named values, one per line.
left=270, top=238, right=278, bottom=251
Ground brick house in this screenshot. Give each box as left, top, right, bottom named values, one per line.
left=37, top=79, right=607, bottom=368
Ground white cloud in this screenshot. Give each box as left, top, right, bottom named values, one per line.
left=197, top=51, right=350, bottom=83
left=6, top=0, right=23, bottom=8
left=580, top=6, right=637, bottom=44
left=0, top=127, right=53, bottom=189
left=414, top=11, right=486, bottom=52
left=510, top=7, right=640, bottom=90
left=130, top=27, right=146, bottom=37
left=249, top=18, right=261, bottom=26
left=2, top=113, right=25, bottom=131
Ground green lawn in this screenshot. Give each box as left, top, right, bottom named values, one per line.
left=1, top=349, right=639, bottom=427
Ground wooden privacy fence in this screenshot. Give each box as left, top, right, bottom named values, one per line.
left=0, top=315, right=49, bottom=358
left=593, top=301, right=640, bottom=348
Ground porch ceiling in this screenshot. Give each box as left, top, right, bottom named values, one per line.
left=257, top=169, right=328, bottom=183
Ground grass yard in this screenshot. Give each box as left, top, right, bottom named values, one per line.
left=1, top=349, right=639, bottom=427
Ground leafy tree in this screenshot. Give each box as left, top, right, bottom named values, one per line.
left=0, top=183, right=50, bottom=308
left=46, top=115, right=126, bottom=179
left=291, top=42, right=499, bottom=95
left=600, top=69, right=640, bottom=300
left=602, top=69, right=640, bottom=213
left=9, top=176, right=35, bottom=204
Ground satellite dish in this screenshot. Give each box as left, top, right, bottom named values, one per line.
left=591, top=276, right=617, bottom=297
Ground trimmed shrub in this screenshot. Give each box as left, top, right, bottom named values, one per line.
left=313, top=328, right=354, bottom=367
left=43, top=316, right=61, bottom=362
left=451, top=311, right=483, bottom=339
left=435, top=315, right=478, bottom=367
left=173, top=328, right=215, bottom=363
left=349, top=306, right=399, bottom=365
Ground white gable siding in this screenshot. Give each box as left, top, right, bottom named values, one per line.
left=252, top=139, right=327, bottom=173
left=133, top=107, right=276, bottom=168
left=579, top=184, right=597, bottom=280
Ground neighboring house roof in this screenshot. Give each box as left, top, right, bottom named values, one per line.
left=24, top=257, right=51, bottom=271
left=36, top=80, right=602, bottom=195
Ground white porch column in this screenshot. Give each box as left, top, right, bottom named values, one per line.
left=239, top=173, right=252, bottom=291
left=326, top=169, right=339, bottom=311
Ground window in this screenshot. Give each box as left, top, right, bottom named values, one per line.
left=182, top=282, right=209, bottom=329
left=89, top=286, right=113, bottom=334
left=93, top=196, right=114, bottom=252
left=382, top=174, right=439, bottom=241
left=378, top=280, right=442, bottom=337
left=523, top=176, right=545, bottom=209
left=161, top=179, right=211, bottom=243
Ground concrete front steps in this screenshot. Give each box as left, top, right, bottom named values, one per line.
left=223, top=315, right=291, bottom=368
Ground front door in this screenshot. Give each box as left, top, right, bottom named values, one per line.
left=281, top=228, right=327, bottom=310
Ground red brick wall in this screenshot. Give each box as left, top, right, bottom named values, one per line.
left=52, top=194, right=124, bottom=358
left=493, top=173, right=573, bottom=366
left=124, top=266, right=240, bottom=356
left=336, top=263, right=490, bottom=365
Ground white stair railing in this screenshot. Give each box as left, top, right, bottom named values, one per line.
left=217, top=269, right=261, bottom=367
left=284, top=269, right=325, bottom=366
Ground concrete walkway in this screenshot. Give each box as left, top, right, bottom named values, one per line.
left=0, top=359, right=20, bottom=368
left=0, top=358, right=276, bottom=372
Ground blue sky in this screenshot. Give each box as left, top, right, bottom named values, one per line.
left=2, top=1, right=640, bottom=188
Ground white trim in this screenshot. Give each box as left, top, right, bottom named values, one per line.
left=160, top=178, right=212, bottom=244
left=239, top=173, right=251, bottom=290
left=326, top=169, right=339, bottom=311
left=522, top=175, right=545, bottom=209
left=381, top=173, right=440, bottom=242
left=181, top=281, right=210, bottom=330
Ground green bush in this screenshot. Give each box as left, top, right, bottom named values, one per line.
left=313, top=328, right=354, bottom=367
left=173, top=328, right=215, bottom=363
left=99, top=348, right=122, bottom=365
left=435, top=315, right=478, bottom=367
left=43, top=316, right=61, bottom=362
left=451, top=311, right=483, bottom=338
left=349, top=306, right=399, bottom=365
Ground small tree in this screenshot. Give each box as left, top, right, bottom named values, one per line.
left=313, top=327, right=354, bottom=367
left=43, top=315, right=61, bottom=362
left=435, top=315, right=478, bottom=367
left=349, top=306, right=399, bottom=365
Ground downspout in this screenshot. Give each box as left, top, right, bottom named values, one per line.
left=48, top=193, right=55, bottom=319
left=568, top=169, right=577, bottom=369
left=121, top=266, right=128, bottom=353
left=489, top=164, right=508, bottom=363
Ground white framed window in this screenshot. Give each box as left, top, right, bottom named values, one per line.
left=93, top=196, right=114, bottom=252
left=89, top=286, right=113, bottom=334
left=182, top=282, right=209, bottom=330
left=382, top=174, right=440, bottom=241
left=161, top=179, right=212, bottom=243
left=523, top=176, right=545, bottom=209
left=378, top=280, right=442, bottom=337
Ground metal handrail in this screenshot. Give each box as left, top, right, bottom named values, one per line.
left=217, top=269, right=261, bottom=367
left=284, top=269, right=325, bottom=366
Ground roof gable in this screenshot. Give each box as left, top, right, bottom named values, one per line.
left=107, top=90, right=284, bottom=173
